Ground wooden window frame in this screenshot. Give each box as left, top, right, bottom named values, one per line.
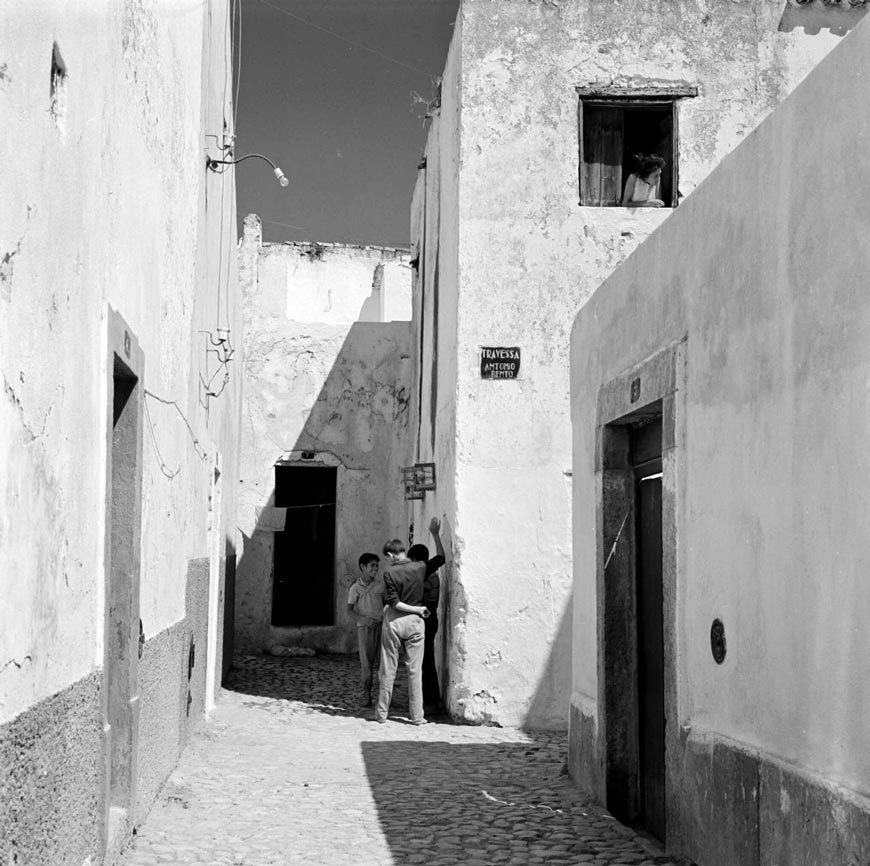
left=577, top=86, right=697, bottom=209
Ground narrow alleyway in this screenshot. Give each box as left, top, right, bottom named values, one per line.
left=120, top=656, right=681, bottom=866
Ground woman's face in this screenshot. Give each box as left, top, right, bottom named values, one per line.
left=644, top=167, right=662, bottom=185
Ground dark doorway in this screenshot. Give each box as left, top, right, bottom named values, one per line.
left=272, top=465, right=337, bottom=626
left=632, top=419, right=665, bottom=841
left=221, top=540, right=236, bottom=680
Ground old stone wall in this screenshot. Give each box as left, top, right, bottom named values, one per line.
left=570, top=16, right=870, bottom=865
left=415, top=0, right=847, bottom=729
left=0, top=2, right=242, bottom=863
left=236, top=219, right=413, bottom=655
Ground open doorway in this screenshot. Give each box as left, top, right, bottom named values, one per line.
left=272, top=465, right=337, bottom=626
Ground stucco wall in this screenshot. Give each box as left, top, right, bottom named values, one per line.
left=236, top=220, right=413, bottom=654
left=569, top=16, right=870, bottom=864
left=406, top=22, right=463, bottom=712
left=417, top=0, right=846, bottom=729
left=0, top=2, right=242, bottom=862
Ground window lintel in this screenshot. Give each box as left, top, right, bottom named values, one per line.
left=576, top=84, right=698, bottom=100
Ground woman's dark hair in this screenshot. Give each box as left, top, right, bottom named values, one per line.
left=634, top=153, right=666, bottom=178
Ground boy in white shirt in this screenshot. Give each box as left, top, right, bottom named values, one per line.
left=347, top=553, right=385, bottom=707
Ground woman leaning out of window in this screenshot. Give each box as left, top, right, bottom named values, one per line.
left=622, top=153, right=666, bottom=208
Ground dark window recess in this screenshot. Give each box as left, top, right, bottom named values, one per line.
left=50, top=42, right=66, bottom=125
left=271, top=466, right=336, bottom=627
left=580, top=100, right=677, bottom=208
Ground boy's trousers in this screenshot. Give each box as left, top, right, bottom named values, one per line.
left=375, top=609, right=425, bottom=722
left=357, top=620, right=381, bottom=693
left=422, top=611, right=441, bottom=709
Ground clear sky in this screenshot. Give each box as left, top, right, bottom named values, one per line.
left=234, top=0, right=459, bottom=248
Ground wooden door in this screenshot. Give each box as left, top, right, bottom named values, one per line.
left=583, top=105, right=624, bottom=205
left=635, top=461, right=665, bottom=841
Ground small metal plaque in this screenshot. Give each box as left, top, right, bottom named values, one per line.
left=480, top=347, right=520, bottom=380
left=414, top=462, right=436, bottom=491
left=710, top=618, right=726, bottom=664
left=630, top=377, right=641, bottom=403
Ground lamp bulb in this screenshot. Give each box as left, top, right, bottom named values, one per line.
left=273, top=167, right=289, bottom=187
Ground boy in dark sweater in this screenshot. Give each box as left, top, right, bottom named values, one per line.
left=408, top=517, right=446, bottom=717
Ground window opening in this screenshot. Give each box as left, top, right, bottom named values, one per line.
left=271, top=465, right=337, bottom=626
left=578, top=87, right=696, bottom=208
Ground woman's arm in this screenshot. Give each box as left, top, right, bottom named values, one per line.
left=622, top=174, right=664, bottom=208
left=621, top=174, right=637, bottom=207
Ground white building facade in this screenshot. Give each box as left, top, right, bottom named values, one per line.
left=408, top=0, right=850, bottom=728
left=0, top=3, right=244, bottom=863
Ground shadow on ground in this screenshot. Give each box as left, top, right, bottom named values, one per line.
left=361, top=740, right=679, bottom=866
left=224, top=653, right=413, bottom=720
left=223, top=654, right=683, bottom=866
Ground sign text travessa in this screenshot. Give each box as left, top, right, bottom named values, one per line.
left=480, top=346, right=521, bottom=380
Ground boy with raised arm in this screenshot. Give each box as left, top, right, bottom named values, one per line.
left=408, top=517, right=446, bottom=717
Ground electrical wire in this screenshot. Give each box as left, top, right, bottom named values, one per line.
left=234, top=0, right=243, bottom=129
left=144, top=390, right=210, bottom=463
left=243, top=213, right=310, bottom=232
left=257, top=0, right=434, bottom=77
left=143, top=398, right=181, bottom=479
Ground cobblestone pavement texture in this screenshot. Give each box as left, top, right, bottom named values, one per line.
left=120, top=655, right=683, bottom=866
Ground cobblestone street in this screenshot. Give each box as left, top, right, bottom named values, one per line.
left=120, top=656, right=681, bottom=866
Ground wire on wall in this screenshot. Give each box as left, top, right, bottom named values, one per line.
left=144, top=389, right=210, bottom=470
left=143, top=398, right=181, bottom=479
left=200, top=0, right=242, bottom=411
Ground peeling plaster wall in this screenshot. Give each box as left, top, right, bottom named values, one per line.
left=415, top=0, right=846, bottom=729
left=570, top=18, right=870, bottom=864
left=0, top=2, right=242, bottom=862
left=236, top=220, right=413, bottom=654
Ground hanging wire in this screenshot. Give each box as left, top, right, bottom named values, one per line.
left=256, top=0, right=434, bottom=77
left=144, top=390, right=209, bottom=463
left=143, top=397, right=181, bottom=479
left=234, top=0, right=243, bottom=129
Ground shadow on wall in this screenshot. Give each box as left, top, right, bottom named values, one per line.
left=778, top=2, right=867, bottom=36
left=522, top=596, right=573, bottom=732
left=233, top=318, right=412, bottom=659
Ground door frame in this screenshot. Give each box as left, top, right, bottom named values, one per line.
left=205, top=449, right=222, bottom=712
left=102, top=306, right=144, bottom=856
left=595, top=340, right=684, bottom=846
left=272, top=451, right=343, bottom=628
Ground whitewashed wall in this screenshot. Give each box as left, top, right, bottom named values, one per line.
left=236, top=220, right=413, bottom=654
left=570, top=17, right=870, bottom=864
left=414, top=0, right=846, bottom=728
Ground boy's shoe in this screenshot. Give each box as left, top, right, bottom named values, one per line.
left=409, top=718, right=428, bottom=726
left=372, top=716, right=388, bottom=724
